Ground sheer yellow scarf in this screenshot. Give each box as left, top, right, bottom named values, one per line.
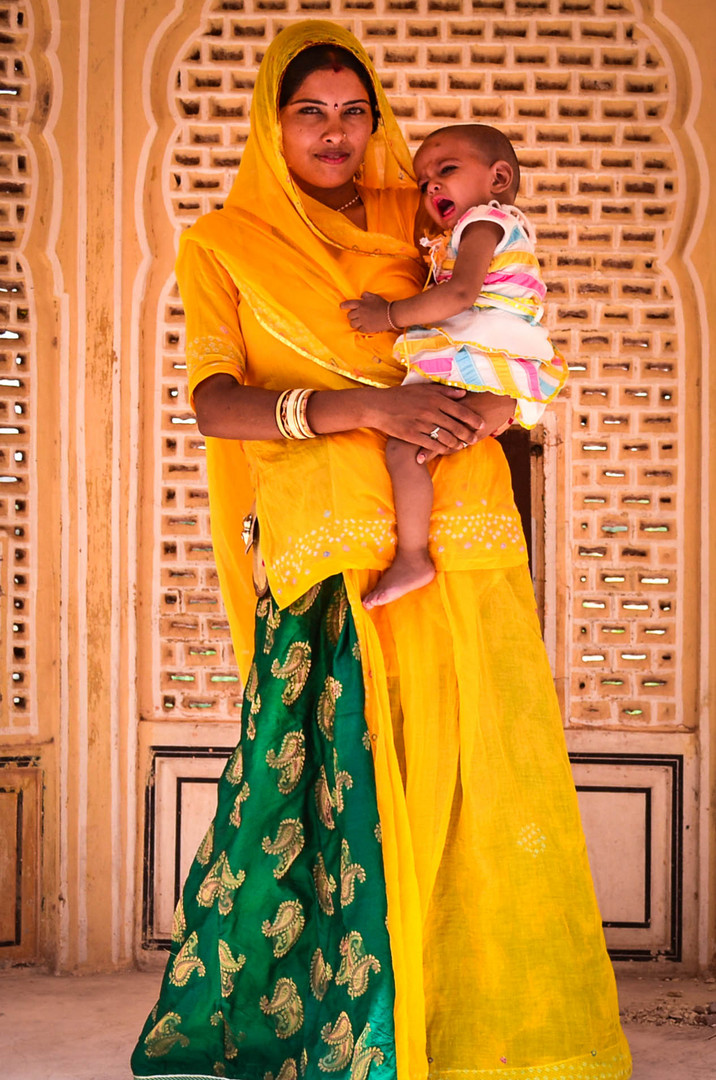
left=183, top=19, right=425, bottom=386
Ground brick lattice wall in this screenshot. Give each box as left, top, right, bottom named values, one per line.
left=156, top=0, right=680, bottom=728
left=0, top=0, right=33, bottom=734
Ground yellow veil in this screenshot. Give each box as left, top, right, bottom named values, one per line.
left=178, top=20, right=428, bottom=680
left=182, top=19, right=425, bottom=387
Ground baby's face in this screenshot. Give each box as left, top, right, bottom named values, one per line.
left=414, top=130, right=499, bottom=230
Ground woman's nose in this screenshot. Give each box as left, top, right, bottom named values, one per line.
left=323, top=115, right=346, bottom=142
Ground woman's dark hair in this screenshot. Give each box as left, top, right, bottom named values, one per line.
left=278, top=44, right=380, bottom=133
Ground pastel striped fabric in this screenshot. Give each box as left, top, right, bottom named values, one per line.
left=395, top=202, right=568, bottom=428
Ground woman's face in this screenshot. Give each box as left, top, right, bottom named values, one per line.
left=279, top=67, right=373, bottom=199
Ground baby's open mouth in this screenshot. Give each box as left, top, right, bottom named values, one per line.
left=433, top=196, right=455, bottom=219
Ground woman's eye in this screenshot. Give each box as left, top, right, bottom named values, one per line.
left=345, top=106, right=368, bottom=117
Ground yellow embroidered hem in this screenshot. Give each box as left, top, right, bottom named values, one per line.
left=427, top=1033, right=632, bottom=1078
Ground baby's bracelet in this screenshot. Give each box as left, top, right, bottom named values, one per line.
left=386, top=301, right=399, bottom=332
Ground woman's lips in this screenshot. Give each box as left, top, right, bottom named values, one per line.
left=316, top=152, right=350, bottom=165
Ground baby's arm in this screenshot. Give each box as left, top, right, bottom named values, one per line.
left=341, top=219, right=502, bottom=333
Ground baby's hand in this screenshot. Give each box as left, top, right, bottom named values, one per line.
left=340, top=291, right=391, bottom=333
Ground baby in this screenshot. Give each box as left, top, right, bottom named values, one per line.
left=342, top=123, right=566, bottom=609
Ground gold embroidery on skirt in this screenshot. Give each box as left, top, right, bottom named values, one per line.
left=261, top=899, right=306, bottom=958
left=170, top=897, right=186, bottom=944
left=332, top=749, right=353, bottom=813
left=266, top=731, right=306, bottom=794
left=335, top=931, right=381, bottom=999
left=319, top=1011, right=355, bottom=1072
left=317, top=676, right=342, bottom=741
left=326, top=588, right=349, bottom=646
left=196, top=823, right=214, bottom=866
left=229, top=782, right=251, bottom=828
left=340, top=839, right=367, bottom=907
left=261, top=818, right=305, bottom=878
left=310, top=947, right=333, bottom=1001
left=259, top=978, right=304, bottom=1039
left=288, top=582, right=322, bottom=615
left=263, top=605, right=282, bottom=655
left=218, top=939, right=246, bottom=997
left=225, top=746, right=244, bottom=786
left=350, top=1024, right=385, bottom=1080
left=143, top=1013, right=190, bottom=1058
left=210, top=1009, right=240, bottom=1059
left=169, top=931, right=207, bottom=987
left=197, top=852, right=246, bottom=915
left=264, top=1057, right=298, bottom=1080
left=271, top=642, right=312, bottom=705
left=314, top=765, right=336, bottom=830
left=312, top=853, right=337, bottom=916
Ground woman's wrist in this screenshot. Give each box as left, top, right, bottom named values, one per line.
left=305, top=387, right=376, bottom=435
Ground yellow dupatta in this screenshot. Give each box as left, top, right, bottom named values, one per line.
left=182, top=19, right=425, bottom=388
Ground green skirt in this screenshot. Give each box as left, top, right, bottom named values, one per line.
left=132, top=576, right=396, bottom=1080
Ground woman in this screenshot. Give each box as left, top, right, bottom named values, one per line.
left=132, top=20, right=631, bottom=1080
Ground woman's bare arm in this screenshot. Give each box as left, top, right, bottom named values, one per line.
left=193, top=373, right=509, bottom=454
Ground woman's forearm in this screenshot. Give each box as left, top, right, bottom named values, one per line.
left=194, top=372, right=491, bottom=452
left=193, top=374, right=376, bottom=440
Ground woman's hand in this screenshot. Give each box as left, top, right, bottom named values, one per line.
left=340, top=291, right=391, bottom=333
left=356, top=381, right=491, bottom=454
left=414, top=390, right=517, bottom=463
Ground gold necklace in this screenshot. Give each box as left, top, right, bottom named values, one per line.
left=335, top=191, right=361, bottom=213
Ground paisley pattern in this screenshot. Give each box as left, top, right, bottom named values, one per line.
left=196, top=825, right=214, bottom=867
left=169, top=931, right=206, bottom=987
left=171, top=898, right=186, bottom=945
left=260, top=977, right=305, bottom=1039
left=262, top=818, right=305, bottom=879
left=262, top=900, right=306, bottom=958
left=197, top=853, right=245, bottom=916
left=229, top=782, right=250, bottom=828
left=319, top=1012, right=354, bottom=1072
left=270, top=642, right=312, bottom=705
left=132, top=576, right=395, bottom=1080
left=335, top=932, right=381, bottom=1000
left=266, top=731, right=306, bottom=795
left=310, top=948, right=333, bottom=1002
left=340, top=841, right=366, bottom=908
left=317, top=676, right=342, bottom=741
left=315, top=765, right=336, bottom=830
left=218, top=939, right=246, bottom=998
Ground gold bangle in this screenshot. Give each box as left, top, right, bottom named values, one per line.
left=296, top=388, right=316, bottom=438
left=386, top=300, right=399, bottom=332
left=285, top=389, right=303, bottom=439
left=275, top=388, right=317, bottom=440
left=275, top=389, right=291, bottom=438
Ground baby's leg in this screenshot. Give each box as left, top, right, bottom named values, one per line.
left=462, top=389, right=517, bottom=436
left=362, top=437, right=436, bottom=609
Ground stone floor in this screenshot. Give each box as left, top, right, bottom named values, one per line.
left=1, top=965, right=715, bottom=1079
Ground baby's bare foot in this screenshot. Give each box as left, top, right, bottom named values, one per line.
left=363, top=551, right=436, bottom=609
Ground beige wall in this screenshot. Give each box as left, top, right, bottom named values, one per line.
left=0, top=0, right=714, bottom=972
